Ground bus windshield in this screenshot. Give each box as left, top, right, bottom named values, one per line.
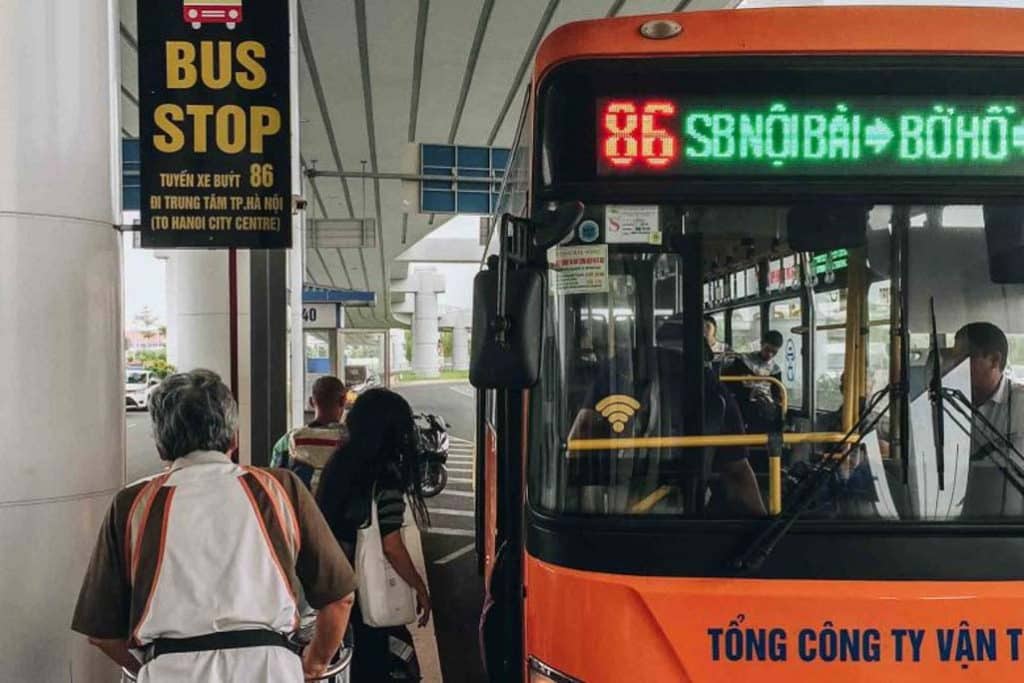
left=529, top=203, right=1024, bottom=522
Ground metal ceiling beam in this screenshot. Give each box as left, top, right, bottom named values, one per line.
left=486, top=0, right=559, bottom=147
left=607, top=0, right=627, bottom=17
left=119, top=22, right=138, bottom=52
left=302, top=155, right=349, bottom=288
left=309, top=169, right=500, bottom=184
left=297, top=0, right=356, bottom=219
left=355, top=0, right=384, bottom=295
left=447, top=0, right=495, bottom=144
left=121, top=85, right=139, bottom=107
left=408, top=0, right=430, bottom=142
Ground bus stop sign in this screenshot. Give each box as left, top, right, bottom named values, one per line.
left=137, top=0, right=292, bottom=248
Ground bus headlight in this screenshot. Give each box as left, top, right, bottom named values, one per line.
left=529, top=657, right=582, bottom=683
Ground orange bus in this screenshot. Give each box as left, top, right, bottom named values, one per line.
left=471, top=6, right=1024, bottom=682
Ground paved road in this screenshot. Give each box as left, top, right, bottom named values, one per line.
left=126, top=410, right=160, bottom=482
left=125, top=382, right=484, bottom=682
left=395, top=382, right=484, bottom=683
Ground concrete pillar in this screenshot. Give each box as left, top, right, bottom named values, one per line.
left=391, top=329, right=409, bottom=372
left=452, top=310, right=473, bottom=372
left=0, top=1, right=122, bottom=679
left=412, top=269, right=446, bottom=378
left=165, top=250, right=252, bottom=463
left=170, top=251, right=232, bottom=376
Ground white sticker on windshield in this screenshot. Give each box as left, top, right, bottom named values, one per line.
left=547, top=244, right=609, bottom=295
left=605, top=205, right=659, bottom=244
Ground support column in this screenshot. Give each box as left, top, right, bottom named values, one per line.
left=391, top=329, right=408, bottom=373
left=250, top=250, right=288, bottom=466
left=288, top=0, right=305, bottom=430
left=452, top=310, right=473, bottom=372
left=170, top=251, right=232, bottom=377
left=0, top=1, right=121, bottom=679
left=412, top=269, right=446, bottom=378
left=164, top=250, right=252, bottom=463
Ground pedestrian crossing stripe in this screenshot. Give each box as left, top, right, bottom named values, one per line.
left=437, top=490, right=474, bottom=498
left=424, top=527, right=474, bottom=537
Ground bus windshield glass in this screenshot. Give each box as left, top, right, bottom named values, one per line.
left=529, top=203, right=1024, bottom=522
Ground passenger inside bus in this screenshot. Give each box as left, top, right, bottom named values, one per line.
left=722, top=329, right=785, bottom=434
left=542, top=204, right=1024, bottom=523
left=703, top=314, right=730, bottom=356
left=567, top=315, right=765, bottom=517
left=955, top=322, right=1024, bottom=517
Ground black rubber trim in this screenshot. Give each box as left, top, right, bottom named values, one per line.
left=526, top=507, right=1024, bottom=580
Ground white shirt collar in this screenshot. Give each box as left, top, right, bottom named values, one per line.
left=170, top=450, right=233, bottom=470
left=985, top=376, right=1011, bottom=407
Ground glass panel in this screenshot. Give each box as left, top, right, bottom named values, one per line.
left=770, top=298, right=803, bottom=409
left=731, top=305, right=762, bottom=353
left=531, top=202, right=1024, bottom=523
left=813, top=289, right=847, bottom=413
left=422, top=191, right=456, bottom=213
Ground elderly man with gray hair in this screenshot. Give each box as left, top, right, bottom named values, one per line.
left=72, top=369, right=356, bottom=682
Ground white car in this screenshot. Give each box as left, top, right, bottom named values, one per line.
left=125, top=369, right=160, bottom=410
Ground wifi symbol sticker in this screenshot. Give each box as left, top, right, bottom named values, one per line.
left=595, top=394, right=641, bottom=433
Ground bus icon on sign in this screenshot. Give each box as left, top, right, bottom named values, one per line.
left=184, top=0, right=243, bottom=30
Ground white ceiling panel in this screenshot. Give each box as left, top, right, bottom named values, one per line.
left=121, top=0, right=738, bottom=325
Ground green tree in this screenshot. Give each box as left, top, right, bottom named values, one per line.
left=440, top=330, right=454, bottom=359
left=143, top=357, right=176, bottom=379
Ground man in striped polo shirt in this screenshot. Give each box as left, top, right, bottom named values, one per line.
left=271, top=376, right=350, bottom=491
left=72, top=370, right=355, bottom=681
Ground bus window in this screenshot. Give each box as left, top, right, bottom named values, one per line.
left=813, top=289, right=846, bottom=412
left=536, top=202, right=1024, bottom=522
left=730, top=305, right=761, bottom=353
left=769, top=298, right=803, bottom=410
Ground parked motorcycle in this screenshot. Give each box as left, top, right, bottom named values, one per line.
left=415, top=413, right=450, bottom=498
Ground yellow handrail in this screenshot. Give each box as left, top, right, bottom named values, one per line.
left=566, top=431, right=853, bottom=451
left=630, top=485, right=674, bottom=513
left=719, top=375, right=789, bottom=414
left=568, top=430, right=856, bottom=517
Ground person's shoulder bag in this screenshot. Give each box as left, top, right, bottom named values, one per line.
left=355, top=487, right=418, bottom=627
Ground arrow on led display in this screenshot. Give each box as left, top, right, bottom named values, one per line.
left=864, top=118, right=894, bottom=155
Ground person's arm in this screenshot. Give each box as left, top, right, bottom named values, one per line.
left=87, top=638, right=140, bottom=674
left=381, top=530, right=431, bottom=627
left=72, top=488, right=139, bottom=671
left=568, top=408, right=609, bottom=441
left=302, top=594, right=355, bottom=678
left=279, top=471, right=358, bottom=672
left=771, top=369, right=784, bottom=408
left=270, top=433, right=290, bottom=469
left=720, top=459, right=767, bottom=516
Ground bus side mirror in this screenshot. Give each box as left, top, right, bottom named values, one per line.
left=533, top=201, right=584, bottom=249
left=787, top=205, right=868, bottom=252
left=984, top=206, right=1024, bottom=283
left=469, top=267, right=545, bottom=389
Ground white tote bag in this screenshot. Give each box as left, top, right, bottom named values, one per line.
left=355, top=491, right=418, bottom=627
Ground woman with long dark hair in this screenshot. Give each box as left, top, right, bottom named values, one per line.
left=315, top=388, right=431, bottom=681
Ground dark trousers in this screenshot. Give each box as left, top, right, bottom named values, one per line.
left=350, top=604, right=420, bottom=682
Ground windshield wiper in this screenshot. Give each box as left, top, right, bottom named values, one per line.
left=928, top=297, right=945, bottom=490
left=729, top=387, right=891, bottom=574
left=941, top=387, right=1024, bottom=499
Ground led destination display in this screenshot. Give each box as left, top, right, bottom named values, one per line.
left=597, top=97, right=1024, bottom=177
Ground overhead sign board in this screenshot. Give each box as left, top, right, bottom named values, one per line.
left=137, top=0, right=292, bottom=248
left=302, top=303, right=340, bottom=329
left=303, top=286, right=377, bottom=307
left=597, top=96, right=1024, bottom=177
